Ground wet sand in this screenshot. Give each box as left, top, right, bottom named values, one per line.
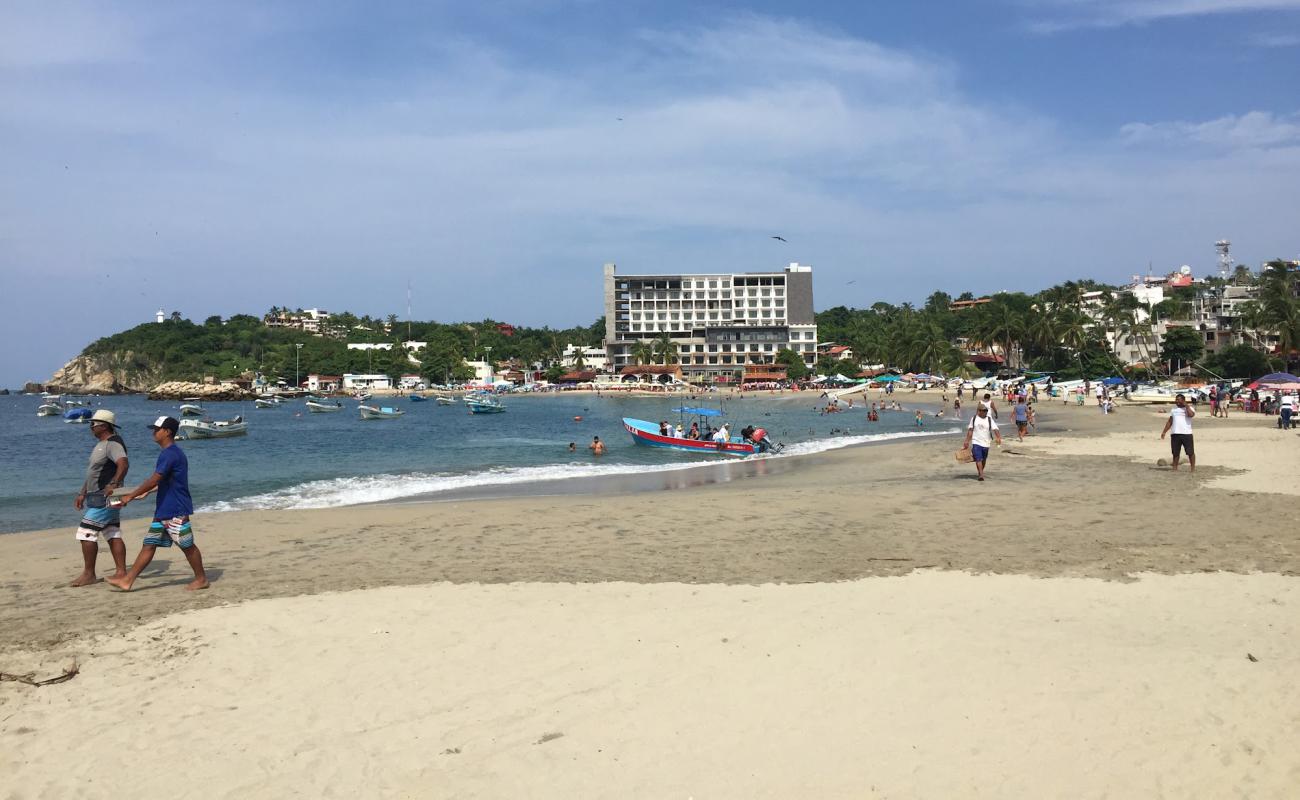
left=2, top=398, right=1298, bottom=797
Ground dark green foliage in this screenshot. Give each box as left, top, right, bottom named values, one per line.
left=1159, top=326, right=1204, bottom=368
left=1200, top=345, right=1275, bottom=378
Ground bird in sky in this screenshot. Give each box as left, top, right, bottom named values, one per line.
left=846, top=280, right=857, bottom=285
left=771, top=235, right=787, bottom=242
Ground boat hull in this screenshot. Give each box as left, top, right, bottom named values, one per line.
left=466, top=402, right=505, bottom=414
left=179, top=404, right=205, bottom=417
left=305, top=401, right=343, bottom=413
left=359, top=405, right=404, bottom=420
left=622, top=418, right=755, bottom=456
left=178, top=420, right=248, bottom=439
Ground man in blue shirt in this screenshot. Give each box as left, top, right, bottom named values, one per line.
left=108, top=416, right=209, bottom=591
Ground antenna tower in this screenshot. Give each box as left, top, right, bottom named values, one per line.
left=1215, top=239, right=1231, bottom=278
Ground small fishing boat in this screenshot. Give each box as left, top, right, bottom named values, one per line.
left=434, top=395, right=455, bottom=406
left=359, top=404, right=405, bottom=420
left=63, top=397, right=90, bottom=407
left=354, top=392, right=373, bottom=402
left=179, top=399, right=206, bottom=416
left=464, top=392, right=505, bottom=414
left=254, top=397, right=280, bottom=409
left=37, top=401, right=63, bottom=417
left=179, top=416, right=248, bottom=439
left=303, top=394, right=327, bottom=403
left=306, top=399, right=344, bottom=413
left=409, top=394, right=427, bottom=402
left=63, top=408, right=94, bottom=423
left=622, top=405, right=775, bottom=457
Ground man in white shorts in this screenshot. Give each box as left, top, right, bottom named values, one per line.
left=72, top=410, right=130, bottom=586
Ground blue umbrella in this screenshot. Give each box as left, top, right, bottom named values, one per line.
left=1256, top=372, right=1300, bottom=383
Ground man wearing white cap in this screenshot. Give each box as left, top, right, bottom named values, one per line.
left=71, top=410, right=130, bottom=586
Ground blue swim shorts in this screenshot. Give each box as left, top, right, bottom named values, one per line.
left=143, top=517, right=195, bottom=550
left=970, top=444, right=990, bottom=463
left=76, top=505, right=122, bottom=543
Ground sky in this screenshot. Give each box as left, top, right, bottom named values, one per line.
left=2, top=0, right=1299, bottom=386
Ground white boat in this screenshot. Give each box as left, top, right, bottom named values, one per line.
left=359, top=404, right=405, bottom=420
left=306, top=399, right=344, bottom=413
left=254, top=397, right=280, bottom=409
left=1126, top=385, right=1200, bottom=404
left=63, top=397, right=90, bottom=407
left=37, top=402, right=63, bottom=417
left=179, top=399, right=206, bottom=416
left=179, top=416, right=248, bottom=439
left=464, top=392, right=505, bottom=414
left=434, top=395, right=455, bottom=406
left=354, top=392, right=373, bottom=402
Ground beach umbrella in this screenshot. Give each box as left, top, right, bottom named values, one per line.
left=1256, top=372, right=1300, bottom=384
left=874, top=374, right=901, bottom=383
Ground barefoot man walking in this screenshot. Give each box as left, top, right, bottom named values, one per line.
left=108, top=416, right=208, bottom=591
left=71, top=410, right=130, bottom=586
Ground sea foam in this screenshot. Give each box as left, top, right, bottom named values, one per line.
left=198, top=428, right=957, bottom=513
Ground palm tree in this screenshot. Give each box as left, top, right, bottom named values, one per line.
left=972, top=300, right=1024, bottom=370
left=632, top=340, right=654, bottom=367
left=653, top=332, right=679, bottom=365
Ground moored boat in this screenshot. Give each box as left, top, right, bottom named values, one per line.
left=409, top=394, right=427, bottom=402
left=63, top=408, right=94, bottom=423
left=434, top=395, right=455, bottom=406
left=254, top=397, right=281, bottom=409
left=306, top=400, right=344, bottom=413
left=179, top=399, right=206, bottom=416
left=359, top=404, right=405, bottom=420
left=464, top=392, right=505, bottom=414
left=37, top=401, right=63, bottom=417
left=179, top=416, right=248, bottom=439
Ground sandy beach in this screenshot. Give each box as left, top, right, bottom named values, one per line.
left=3, top=399, right=1299, bottom=798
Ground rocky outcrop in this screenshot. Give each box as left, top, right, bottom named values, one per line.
left=46, top=352, right=162, bottom=395
left=147, top=381, right=254, bottom=401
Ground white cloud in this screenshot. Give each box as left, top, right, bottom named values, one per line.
left=1022, top=0, right=1300, bottom=32
left=1120, top=111, right=1300, bottom=148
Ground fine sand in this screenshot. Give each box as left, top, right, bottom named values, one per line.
left=2, top=399, right=1298, bottom=798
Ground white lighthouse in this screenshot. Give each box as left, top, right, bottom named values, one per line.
left=156, top=308, right=166, bottom=324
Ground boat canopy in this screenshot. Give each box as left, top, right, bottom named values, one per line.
left=671, top=406, right=725, bottom=417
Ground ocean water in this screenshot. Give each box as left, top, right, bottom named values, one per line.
left=0, top=392, right=962, bottom=533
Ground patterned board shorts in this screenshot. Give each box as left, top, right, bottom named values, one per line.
left=143, top=517, right=195, bottom=550
left=75, top=506, right=122, bottom=543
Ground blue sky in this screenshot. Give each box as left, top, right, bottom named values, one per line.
left=2, top=0, right=1298, bottom=385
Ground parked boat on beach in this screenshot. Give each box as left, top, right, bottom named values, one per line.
left=306, top=400, right=344, bottom=413
left=179, top=416, right=248, bottom=439
left=359, top=404, right=405, bottom=420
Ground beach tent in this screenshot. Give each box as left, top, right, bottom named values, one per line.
left=873, top=374, right=901, bottom=383
left=1101, top=377, right=1127, bottom=386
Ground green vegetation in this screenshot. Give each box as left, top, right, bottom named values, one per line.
left=82, top=313, right=605, bottom=386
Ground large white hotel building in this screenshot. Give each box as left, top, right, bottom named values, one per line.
left=603, top=262, right=818, bottom=380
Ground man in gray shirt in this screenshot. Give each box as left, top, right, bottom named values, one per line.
left=72, top=409, right=130, bottom=586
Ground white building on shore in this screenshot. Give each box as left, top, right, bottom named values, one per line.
left=603, top=262, right=818, bottom=381
left=342, top=373, right=392, bottom=390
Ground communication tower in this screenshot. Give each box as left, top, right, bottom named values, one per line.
left=1215, top=239, right=1231, bottom=278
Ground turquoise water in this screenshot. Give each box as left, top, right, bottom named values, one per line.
left=0, top=392, right=961, bottom=533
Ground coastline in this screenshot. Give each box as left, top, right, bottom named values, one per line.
left=4, top=399, right=1298, bottom=797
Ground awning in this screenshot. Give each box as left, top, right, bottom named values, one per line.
left=672, top=406, right=725, bottom=417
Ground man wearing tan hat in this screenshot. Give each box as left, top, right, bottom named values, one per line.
left=71, top=409, right=130, bottom=586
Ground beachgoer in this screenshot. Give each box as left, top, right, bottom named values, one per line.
left=108, top=416, right=208, bottom=591
left=1013, top=397, right=1029, bottom=441
left=914, top=410, right=923, bottom=427
left=71, top=410, right=130, bottom=587
left=688, top=422, right=700, bottom=440
left=1279, top=393, right=1295, bottom=430
left=981, top=392, right=998, bottom=420
left=962, top=405, right=1002, bottom=482
left=1159, top=394, right=1196, bottom=472
left=1027, top=401, right=1037, bottom=433
left=659, top=421, right=669, bottom=436
left=674, top=423, right=684, bottom=439
left=568, top=442, right=576, bottom=452
left=589, top=436, right=606, bottom=455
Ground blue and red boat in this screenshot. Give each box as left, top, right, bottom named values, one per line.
left=622, top=406, right=758, bottom=456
